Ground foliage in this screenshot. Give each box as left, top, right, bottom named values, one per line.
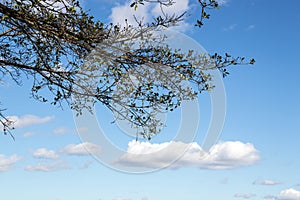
left=0, top=0, right=254, bottom=139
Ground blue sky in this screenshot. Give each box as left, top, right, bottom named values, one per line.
left=1, top=0, right=300, bottom=200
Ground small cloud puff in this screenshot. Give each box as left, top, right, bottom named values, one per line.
left=53, top=127, right=71, bottom=135
left=234, top=193, right=256, bottom=199
left=277, top=188, right=300, bottom=200
left=33, top=148, right=59, bottom=160
left=246, top=25, right=255, bottom=30
left=253, top=179, right=281, bottom=186
left=61, top=142, right=101, bottom=156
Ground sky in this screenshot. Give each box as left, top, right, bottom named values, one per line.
left=1, top=0, right=300, bottom=200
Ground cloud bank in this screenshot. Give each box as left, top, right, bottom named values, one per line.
left=116, top=140, right=260, bottom=169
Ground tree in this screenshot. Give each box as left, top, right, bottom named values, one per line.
left=0, top=0, right=254, bottom=139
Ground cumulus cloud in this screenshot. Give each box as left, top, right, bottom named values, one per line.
left=33, top=148, right=59, bottom=159
left=253, top=179, right=281, bottom=186
left=25, top=161, right=71, bottom=172
left=6, top=115, right=53, bottom=128
left=277, top=188, right=300, bottom=200
left=0, top=154, right=21, bottom=172
left=234, top=193, right=256, bottom=199
left=116, top=140, right=260, bottom=169
left=61, top=142, right=101, bottom=156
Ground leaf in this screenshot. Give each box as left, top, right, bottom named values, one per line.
left=249, top=59, right=256, bottom=64
left=130, top=2, right=136, bottom=7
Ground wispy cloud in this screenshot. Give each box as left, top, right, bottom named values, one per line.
left=253, top=179, right=281, bottom=186
left=246, top=24, right=255, bottom=31
left=53, top=127, right=71, bottom=135
left=264, top=195, right=277, bottom=199
left=223, top=24, right=237, bottom=31
left=0, top=154, right=21, bottom=172
left=5, top=115, right=53, bottom=128
left=31, top=142, right=101, bottom=159
left=113, top=198, right=132, bottom=200
left=23, top=131, right=35, bottom=137
left=116, top=140, right=260, bottom=170
left=61, top=142, right=101, bottom=156
left=220, top=177, right=229, bottom=184
left=25, top=161, right=71, bottom=172
left=234, top=193, right=256, bottom=199
left=79, top=160, right=94, bottom=170
left=217, top=0, right=229, bottom=5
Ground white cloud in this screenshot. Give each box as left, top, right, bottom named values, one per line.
left=116, top=140, right=260, bottom=169
left=264, top=195, right=276, bottom=199
left=61, top=142, right=101, bottom=156
left=53, top=127, right=71, bottom=135
left=33, top=148, right=59, bottom=159
left=220, top=177, right=229, bottom=184
left=253, top=179, right=281, bottom=186
left=216, top=0, right=228, bottom=5
left=224, top=24, right=237, bottom=31
left=277, top=188, right=300, bottom=200
left=23, top=131, right=35, bottom=137
left=246, top=24, right=255, bottom=31
left=25, top=161, right=71, bottom=172
left=151, top=0, right=189, bottom=18
left=31, top=142, right=100, bottom=160
left=110, top=2, right=151, bottom=27
left=79, top=160, right=93, bottom=170
left=109, top=0, right=190, bottom=31
left=234, top=193, right=256, bottom=199
left=0, top=154, right=21, bottom=172
left=6, top=115, right=53, bottom=128
left=113, top=198, right=131, bottom=200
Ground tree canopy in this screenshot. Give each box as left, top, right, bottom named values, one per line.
left=0, top=0, right=254, bottom=139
